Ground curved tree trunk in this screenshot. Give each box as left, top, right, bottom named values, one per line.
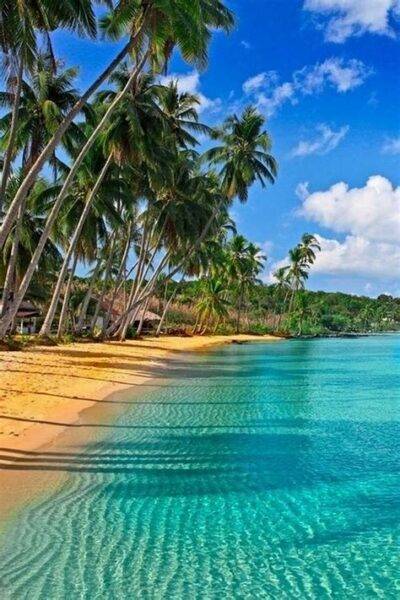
left=90, top=234, right=117, bottom=336
left=136, top=295, right=151, bottom=336
left=0, top=197, right=26, bottom=318
left=115, top=253, right=170, bottom=341
left=0, top=52, right=151, bottom=339
left=57, top=253, right=78, bottom=338
left=75, top=256, right=103, bottom=334
left=40, top=155, right=113, bottom=336
left=0, top=57, right=24, bottom=217
left=236, top=283, right=244, bottom=334
left=156, top=289, right=177, bottom=337
left=101, top=220, right=133, bottom=336
left=114, top=228, right=165, bottom=340
left=0, top=26, right=147, bottom=250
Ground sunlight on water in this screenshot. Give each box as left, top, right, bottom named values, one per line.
left=1, top=336, right=399, bottom=599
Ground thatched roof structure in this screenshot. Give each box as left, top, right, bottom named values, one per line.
left=0, top=297, right=40, bottom=319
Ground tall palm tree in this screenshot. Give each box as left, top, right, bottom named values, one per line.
left=298, top=233, right=321, bottom=266
left=0, top=0, right=234, bottom=250
left=0, top=0, right=107, bottom=214
left=0, top=2, right=235, bottom=337
left=196, top=278, right=229, bottom=334
left=0, top=56, right=82, bottom=316
left=227, top=235, right=265, bottom=333
left=285, top=247, right=312, bottom=316
left=0, top=54, right=83, bottom=173
left=204, top=106, right=277, bottom=201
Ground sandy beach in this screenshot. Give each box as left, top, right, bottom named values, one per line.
left=0, top=334, right=278, bottom=520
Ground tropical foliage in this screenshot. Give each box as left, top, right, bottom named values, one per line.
left=0, top=3, right=396, bottom=343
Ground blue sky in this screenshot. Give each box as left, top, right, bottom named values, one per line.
left=53, top=0, right=400, bottom=296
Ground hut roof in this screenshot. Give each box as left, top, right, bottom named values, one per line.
left=0, top=299, right=40, bottom=318
left=99, top=292, right=160, bottom=322
left=133, top=309, right=161, bottom=322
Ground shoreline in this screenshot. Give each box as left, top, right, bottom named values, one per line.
left=0, top=334, right=279, bottom=522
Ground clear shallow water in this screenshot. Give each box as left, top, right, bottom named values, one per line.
left=1, top=336, right=400, bottom=599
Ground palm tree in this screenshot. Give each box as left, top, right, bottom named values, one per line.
left=298, top=233, right=321, bottom=266
left=204, top=106, right=277, bottom=201
left=0, top=56, right=82, bottom=318
left=0, top=0, right=106, bottom=215
left=0, top=54, right=83, bottom=173
left=0, top=0, right=234, bottom=250
left=227, top=235, right=265, bottom=333
left=273, top=266, right=291, bottom=328
left=196, top=278, right=229, bottom=334
left=0, top=1, right=235, bottom=337
left=284, top=236, right=321, bottom=320
left=0, top=172, right=61, bottom=320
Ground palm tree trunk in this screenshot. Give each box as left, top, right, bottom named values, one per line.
left=75, top=256, right=102, bottom=334
left=136, top=295, right=151, bottom=336
left=0, top=196, right=26, bottom=318
left=192, top=312, right=201, bottom=335
left=0, top=57, right=24, bottom=217
left=40, top=155, right=113, bottom=336
left=113, top=227, right=165, bottom=339
left=236, top=283, right=244, bottom=334
left=0, top=54, right=150, bottom=339
left=112, top=252, right=170, bottom=340
left=101, top=221, right=133, bottom=336
left=0, top=14, right=149, bottom=250
left=57, top=253, right=78, bottom=338
left=288, top=288, right=296, bottom=316
left=156, top=289, right=177, bottom=337
left=213, top=316, right=221, bottom=334
left=90, top=234, right=117, bottom=335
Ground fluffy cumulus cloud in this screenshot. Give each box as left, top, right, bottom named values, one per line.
left=311, top=234, right=400, bottom=279
left=242, top=58, right=370, bottom=117
left=299, top=175, right=400, bottom=243
left=160, top=71, right=221, bottom=113
left=304, top=0, right=400, bottom=43
left=292, top=176, right=400, bottom=285
left=268, top=176, right=400, bottom=288
left=291, top=123, right=349, bottom=157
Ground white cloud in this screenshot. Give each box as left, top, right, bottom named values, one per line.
left=160, top=71, right=221, bottom=113
left=311, top=234, right=400, bottom=279
left=243, top=73, right=268, bottom=94
left=304, top=0, right=400, bottom=42
left=291, top=124, right=349, bottom=157
left=299, top=175, right=400, bottom=244
left=295, top=182, right=311, bottom=200
left=256, top=83, right=297, bottom=117
left=242, top=58, right=370, bottom=117
left=241, top=40, right=251, bottom=50
left=382, top=136, right=400, bottom=154
left=269, top=176, right=400, bottom=289
left=295, top=58, right=371, bottom=93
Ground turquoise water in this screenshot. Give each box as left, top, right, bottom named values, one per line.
left=1, top=335, right=400, bottom=599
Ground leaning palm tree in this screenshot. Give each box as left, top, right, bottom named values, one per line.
left=0, top=56, right=82, bottom=316
left=0, top=0, right=234, bottom=250
left=0, top=2, right=235, bottom=338
left=0, top=0, right=106, bottom=215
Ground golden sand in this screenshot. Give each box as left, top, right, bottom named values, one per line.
left=0, top=335, right=278, bottom=521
